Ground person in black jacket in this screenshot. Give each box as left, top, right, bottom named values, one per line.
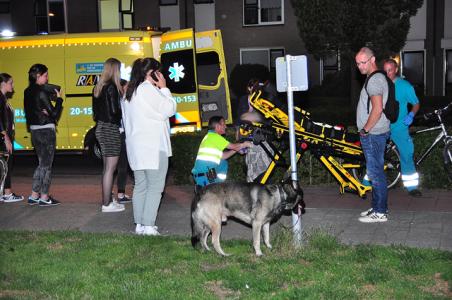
left=0, top=73, right=24, bottom=203
left=92, top=58, right=125, bottom=213
left=24, top=64, right=63, bottom=206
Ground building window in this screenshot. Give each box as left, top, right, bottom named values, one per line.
left=244, top=0, right=283, bottom=26
left=99, top=0, right=134, bottom=31
left=321, top=51, right=341, bottom=82
left=120, top=0, right=134, bottom=30
left=48, top=0, right=65, bottom=32
left=194, top=0, right=213, bottom=3
left=240, top=47, right=284, bottom=71
left=159, top=0, right=177, bottom=5
left=445, top=50, right=452, bottom=96
left=34, top=0, right=66, bottom=33
left=401, top=51, right=425, bottom=96
left=99, top=0, right=120, bottom=30
left=0, top=1, right=10, bottom=14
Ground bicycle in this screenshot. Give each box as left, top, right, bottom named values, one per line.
left=352, top=102, right=452, bottom=188
left=410, top=102, right=452, bottom=180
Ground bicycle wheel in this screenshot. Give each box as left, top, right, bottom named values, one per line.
left=351, top=144, right=401, bottom=189
left=444, top=140, right=452, bottom=181
left=384, top=144, right=401, bottom=188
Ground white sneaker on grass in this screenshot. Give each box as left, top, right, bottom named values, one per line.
left=143, top=225, right=160, bottom=236
left=135, top=224, right=144, bottom=235
left=102, top=202, right=125, bottom=213
left=358, top=212, right=388, bottom=223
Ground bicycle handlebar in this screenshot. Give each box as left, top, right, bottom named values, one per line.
left=422, top=102, right=452, bottom=121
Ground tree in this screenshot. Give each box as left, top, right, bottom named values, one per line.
left=291, top=0, right=423, bottom=105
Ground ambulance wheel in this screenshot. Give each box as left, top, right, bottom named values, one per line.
left=84, top=128, right=102, bottom=161
left=91, top=142, right=102, bottom=160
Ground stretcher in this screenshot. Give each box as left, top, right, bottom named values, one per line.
left=239, top=90, right=400, bottom=198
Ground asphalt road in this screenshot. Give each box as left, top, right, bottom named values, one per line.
left=13, top=153, right=103, bottom=176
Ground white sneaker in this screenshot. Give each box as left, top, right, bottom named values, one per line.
left=360, top=208, right=374, bottom=217
left=358, top=212, right=388, bottom=223
left=135, top=224, right=144, bottom=235
left=143, top=225, right=160, bottom=236
left=2, top=193, right=24, bottom=203
left=112, top=199, right=124, bottom=209
left=102, top=202, right=125, bottom=213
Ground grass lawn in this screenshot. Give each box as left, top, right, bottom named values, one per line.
left=1, top=229, right=451, bottom=299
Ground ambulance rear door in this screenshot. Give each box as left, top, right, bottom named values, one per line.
left=195, top=30, right=232, bottom=126
left=160, top=29, right=200, bottom=131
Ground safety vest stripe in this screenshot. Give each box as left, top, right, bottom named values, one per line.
left=196, top=155, right=221, bottom=165
left=198, top=147, right=223, bottom=157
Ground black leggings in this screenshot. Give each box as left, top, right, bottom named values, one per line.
left=115, top=132, right=128, bottom=194
left=31, top=128, right=56, bottom=195
left=101, top=156, right=119, bottom=206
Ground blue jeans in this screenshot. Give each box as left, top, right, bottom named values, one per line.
left=360, top=132, right=390, bottom=213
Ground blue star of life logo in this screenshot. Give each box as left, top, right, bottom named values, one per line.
left=168, top=62, right=185, bottom=82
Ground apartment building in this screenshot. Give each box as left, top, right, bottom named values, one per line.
left=0, top=0, right=451, bottom=96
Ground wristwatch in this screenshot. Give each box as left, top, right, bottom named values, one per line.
left=360, top=128, right=369, bottom=136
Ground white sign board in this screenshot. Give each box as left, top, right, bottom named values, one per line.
left=276, top=55, right=309, bottom=92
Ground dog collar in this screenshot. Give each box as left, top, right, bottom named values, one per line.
left=278, top=185, right=287, bottom=205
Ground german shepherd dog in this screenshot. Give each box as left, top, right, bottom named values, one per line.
left=191, top=180, right=304, bottom=256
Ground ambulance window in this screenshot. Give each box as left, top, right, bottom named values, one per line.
left=196, top=51, right=220, bottom=87
left=161, top=49, right=197, bottom=94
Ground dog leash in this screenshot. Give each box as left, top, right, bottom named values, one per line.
left=280, top=204, right=303, bottom=230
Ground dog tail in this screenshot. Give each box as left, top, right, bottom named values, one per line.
left=191, top=191, right=201, bottom=248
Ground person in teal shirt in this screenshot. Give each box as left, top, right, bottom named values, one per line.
left=383, top=59, right=421, bottom=196
left=192, top=116, right=251, bottom=187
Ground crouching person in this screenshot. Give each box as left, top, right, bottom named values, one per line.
left=192, top=116, right=251, bottom=189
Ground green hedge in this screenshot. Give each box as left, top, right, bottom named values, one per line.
left=169, top=127, right=452, bottom=189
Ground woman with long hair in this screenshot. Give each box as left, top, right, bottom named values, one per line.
left=92, top=58, right=125, bottom=212
left=24, top=64, right=63, bottom=206
left=0, top=73, right=24, bottom=203
left=122, top=57, right=176, bottom=235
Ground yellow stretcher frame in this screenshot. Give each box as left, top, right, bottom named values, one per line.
left=241, top=90, right=373, bottom=198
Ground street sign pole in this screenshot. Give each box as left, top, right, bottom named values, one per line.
left=276, top=54, right=308, bottom=246
left=285, top=55, right=302, bottom=246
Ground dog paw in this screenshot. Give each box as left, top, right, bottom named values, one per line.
left=255, top=251, right=263, bottom=256
left=265, top=243, right=272, bottom=250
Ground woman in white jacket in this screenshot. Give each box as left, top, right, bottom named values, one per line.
left=122, top=58, right=177, bottom=236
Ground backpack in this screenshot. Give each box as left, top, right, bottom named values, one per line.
left=365, top=70, right=399, bottom=123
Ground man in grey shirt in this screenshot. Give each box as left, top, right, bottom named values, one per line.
left=355, top=47, right=390, bottom=223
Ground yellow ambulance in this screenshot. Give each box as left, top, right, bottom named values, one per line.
left=0, top=29, right=232, bottom=157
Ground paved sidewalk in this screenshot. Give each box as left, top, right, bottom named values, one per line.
left=1, top=178, right=451, bottom=251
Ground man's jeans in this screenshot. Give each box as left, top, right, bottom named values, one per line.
left=360, top=132, right=390, bottom=213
